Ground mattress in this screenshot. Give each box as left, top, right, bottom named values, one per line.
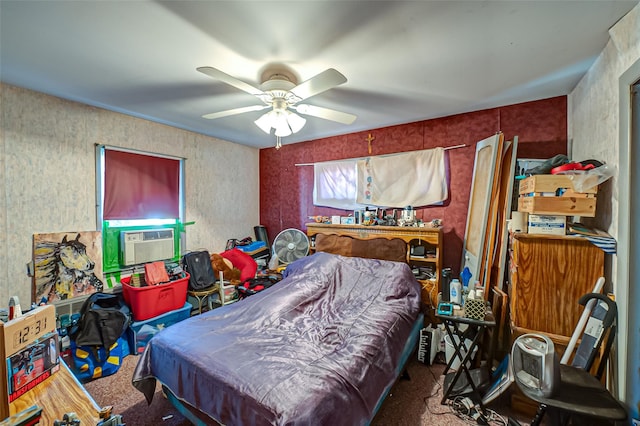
left=133, top=252, right=422, bottom=425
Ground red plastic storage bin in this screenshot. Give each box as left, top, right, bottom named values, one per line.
left=121, top=273, right=189, bottom=321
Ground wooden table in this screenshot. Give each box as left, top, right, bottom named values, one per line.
left=9, top=359, right=101, bottom=424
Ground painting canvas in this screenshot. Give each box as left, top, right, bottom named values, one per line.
left=33, top=231, right=104, bottom=304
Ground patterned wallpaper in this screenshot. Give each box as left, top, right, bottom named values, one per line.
left=568, top=1, right=639, bottom=410
left=0, top=83, right=260, bottom=306
left=260, top=96, right=568, bottom=276
left=570, top=3, right=639, bottom=240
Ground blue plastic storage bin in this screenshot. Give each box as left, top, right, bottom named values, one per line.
left=236, top=241, right=266, bottom=252
left=129, top=302, right=191, bottom=354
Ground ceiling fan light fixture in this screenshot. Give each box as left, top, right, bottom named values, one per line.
left=254, top=111, right=274, bottom=134
left=198, top=66, right=356, bottom=139
left=255, top=109, right=305, bottom=137
left=274, top=116, right=292, bottom=137
left=287, top=111, right=306, bottom=133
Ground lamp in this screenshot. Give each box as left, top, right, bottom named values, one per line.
left=254, top=106, right=306, bottom=138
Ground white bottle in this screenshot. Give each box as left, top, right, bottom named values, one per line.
left=450, top=279, right=462, bottom=305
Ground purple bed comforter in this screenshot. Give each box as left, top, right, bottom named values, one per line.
left=133, top=252, right=421, bottom=425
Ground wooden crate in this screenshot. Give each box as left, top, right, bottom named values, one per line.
left=518, top=175, right=597, bottom=217
left=519, top=174, right=598, bottom=196
left=518, top=195, right=596, bottom=217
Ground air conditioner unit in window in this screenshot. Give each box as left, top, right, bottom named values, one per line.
left=120, top=229, right=175, bottom=266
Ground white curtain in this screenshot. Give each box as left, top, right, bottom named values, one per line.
left=313, top=160, right=367, bottom=210
left=313, top=147, right=448, bottom=209
left=356, top=147, right=447, bottom=207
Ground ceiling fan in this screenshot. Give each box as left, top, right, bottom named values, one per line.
left=196, top=66, right=357, bottom=141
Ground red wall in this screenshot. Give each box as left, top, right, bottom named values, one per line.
left=259, top=96, right=567, bottom=275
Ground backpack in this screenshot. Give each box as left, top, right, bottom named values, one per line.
left=70, top=292, right=131, bottom=354
left=182, top=250, right=216, bottom=291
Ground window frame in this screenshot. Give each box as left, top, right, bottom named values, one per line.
left=95, top=145, right=186, bottom=274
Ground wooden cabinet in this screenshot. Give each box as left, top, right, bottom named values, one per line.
left=305, top=223, right=443, bottom=307
left=508, top=233, right=606, bottom=415
left=509, top=233, right=605, bottom=339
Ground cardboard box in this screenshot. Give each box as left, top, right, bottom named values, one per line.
left=6, top=331, right=60, bottom=402
left=331, top=215, right=341, bottom=224
left=1, top=305, right=56, bottom=358
left=340, top=216, right=355, bottom=224
left=527, top=214, right=566, bottom=235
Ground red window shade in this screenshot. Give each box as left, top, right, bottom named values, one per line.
left=104, top=150, right=180, bottom=220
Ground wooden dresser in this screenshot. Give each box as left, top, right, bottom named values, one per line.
left=508, top=233, right=606, bottom=414
left=509, top=233, right=605, bottom=340
left=305, top=223, right=443, bottom=308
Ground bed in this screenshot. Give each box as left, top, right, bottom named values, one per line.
left=132, top=251, right=423, bottom=425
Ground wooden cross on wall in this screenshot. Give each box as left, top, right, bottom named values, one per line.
left=366, top=133, right=375, bottom=154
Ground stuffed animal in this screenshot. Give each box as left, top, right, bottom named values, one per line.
left=210, top=253, right=242, bottom=283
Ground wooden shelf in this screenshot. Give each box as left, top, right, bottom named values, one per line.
left=408, top=256, right=438, bottom=263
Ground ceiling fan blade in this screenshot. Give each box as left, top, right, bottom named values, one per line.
left=293, top=104, right=357, bottom=125
left=290, top=68, right=347, bottom=101
left=197, top=66, right=264, bottom=96
left=202, top=105, right=268, bottom=120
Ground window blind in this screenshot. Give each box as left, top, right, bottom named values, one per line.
left=103, top=149, right=180, bottom=220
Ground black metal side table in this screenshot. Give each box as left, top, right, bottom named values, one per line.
left=436, top=307, right=495, bottom=405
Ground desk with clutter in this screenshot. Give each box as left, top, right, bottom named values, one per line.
left=1, top=305, right=106, bottom=425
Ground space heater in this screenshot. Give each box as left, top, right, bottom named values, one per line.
left=511, top=333, right=560, bottom=398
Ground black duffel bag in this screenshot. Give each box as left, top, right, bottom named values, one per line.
left=238, top=276, right=279, bottom=298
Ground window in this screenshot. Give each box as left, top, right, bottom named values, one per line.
left=313, top=159, right=365, bottom=210
left=96, top=146, right=185, bottom=275
left=313, top=148, right=448, bottom=209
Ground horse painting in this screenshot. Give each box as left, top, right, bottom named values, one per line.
left=33, top=232, right=104, bottom=303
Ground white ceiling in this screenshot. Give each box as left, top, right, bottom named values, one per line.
left=1, top=1, right=637, bottom=149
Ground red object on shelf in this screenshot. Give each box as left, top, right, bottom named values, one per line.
left=551, top=162, right=596, bottom=174
left=121, top=273, right=189, bottom=321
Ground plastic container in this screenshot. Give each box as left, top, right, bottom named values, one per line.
left=235, top=241, right=266, bottom=253
left=450, top=278, right=462, bottom=305
left=444, top=334, right=477, bottom=371
left=121, top=273, right=189, bottom=321
left=129, top=302, right=191, bottom=354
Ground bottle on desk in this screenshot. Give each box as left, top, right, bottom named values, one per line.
left=450, top=278, right=462, bottom=305
left=441, top=268, right=452, bottom=302
left=461, top=281, right=470, bottom=306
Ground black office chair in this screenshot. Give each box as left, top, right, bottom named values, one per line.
left=514, top=293, right=627, bottom=426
